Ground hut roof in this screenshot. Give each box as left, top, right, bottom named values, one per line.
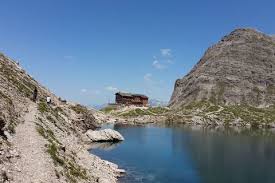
left=115, top=92, right=148, bottom=99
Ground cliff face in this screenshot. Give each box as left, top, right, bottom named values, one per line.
left=169, top=28, right=275, bottom=108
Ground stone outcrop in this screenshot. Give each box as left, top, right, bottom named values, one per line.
left=169, top=28, right=275, bottom=108
left=86, top=129, right=124, bottom=142
left=70, top=104, right=99, bottom=132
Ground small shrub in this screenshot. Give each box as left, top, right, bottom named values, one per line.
left=148, top=107, right=169, bottom=114
left=36, top=125, right=47, bottom=139
left=184, top=101, right=210, bottom=110
left=68, top=161, right=88, bottom=180
left=70, top=104, right=86, bottom=114
left=100, top=106, right=117, bottom=113
left=47, top=143, right=65, bottom=166
left=38, top=102, right=49, bottom=113
left=204, top=105, right=220, bottom=113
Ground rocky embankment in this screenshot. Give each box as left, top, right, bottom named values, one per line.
left=0, top=53, right=123, bottom=183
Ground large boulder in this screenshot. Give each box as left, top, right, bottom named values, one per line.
left=86, top=129, right=124, bottom=142
left=71, top=104, right=99, bottom=132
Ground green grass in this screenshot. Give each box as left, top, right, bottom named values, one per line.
left=47, top=143, right=65, bottom=166
left=220, top=105, right=275, bottom=125
left=38, top=102, right=49, bottom=113
left=119, top=108, right=150, bottom=117
left=70, top=104, right=87, bottom=114
left=100, top=106, right=117, bottom=113
left=171, top=101, right=275, bottom=127
left=184, top=101, right=211, bottom=110
left=36, top=125, right=47, bottom=139
left=36, top=121, right=88, bottom=182
left=118, top=107, right=169, bottom=117
left=198, top=104, right=275, bottom=126
left=0, top=59, right=36, bottom=98
left=148, top=107, right=169, bottom=114
left=54, top=107, right=64, bottom=118
left=203, top=105, right=220, bottom=113
left=0, top=91, right=17, bottom=133
left=67, top=161, right=88, bottom=180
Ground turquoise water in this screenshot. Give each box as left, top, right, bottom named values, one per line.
left=89, top=124, right=275, bottom=183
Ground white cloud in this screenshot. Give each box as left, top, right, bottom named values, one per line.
left=152, top=49, right=174, bottom=70
left=105, top=86, right=119, bottom=92
left=160, top=48, right=171, bottom=56
left=81, top=88, right=87, bottom=93
left=152, top=60, right=166, bottom=70
left=144, top=73, right=153, bottom=82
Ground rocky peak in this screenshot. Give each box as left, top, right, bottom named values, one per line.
left=169, top=28, right=275, bottom=108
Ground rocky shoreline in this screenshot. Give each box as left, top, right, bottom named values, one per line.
left=97, top=115, right=275, bottom=130
left=94, top=104, right=275, bottom=131
left=1, top=102, right=125, bottom=183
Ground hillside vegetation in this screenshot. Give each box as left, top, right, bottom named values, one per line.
left=0, top=53, right=121, bottom=183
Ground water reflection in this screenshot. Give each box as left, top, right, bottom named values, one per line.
left=181, top=127, right=275, bottom=183
left=88, top=142, right=122, bottom=151
left=90, top=123, right=275, bottom=183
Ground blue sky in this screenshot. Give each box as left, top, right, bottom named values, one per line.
left=0, top=0, right=275, bottom=106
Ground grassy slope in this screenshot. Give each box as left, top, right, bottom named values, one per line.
left=101, top=102, right=275, bottom=128
left=168, top=101, right=275, bottom=127
left=101, top=106, right=170, bottom=118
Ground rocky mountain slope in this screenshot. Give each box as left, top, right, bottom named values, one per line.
left=0, top=53, right=122, bottom=182
left=170, top=28, right=275, bottom=108
left=93, top=29, right=275, bottom=129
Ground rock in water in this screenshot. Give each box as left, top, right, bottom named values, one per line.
left=169, top=28, right=275, bottom=108
left=86, top=129, right=124, bottom=142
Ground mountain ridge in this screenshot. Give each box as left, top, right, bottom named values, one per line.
left=169, top=28, right=275, bottom=108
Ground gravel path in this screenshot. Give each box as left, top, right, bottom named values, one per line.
left=11, top=103, right=59, bottom=183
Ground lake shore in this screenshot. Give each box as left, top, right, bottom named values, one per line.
left=95, top=103, right=275, bottom=130
left=91, top=122, right=275, bottom=183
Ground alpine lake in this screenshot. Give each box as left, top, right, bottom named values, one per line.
left=89, top=123, right=275, bottom=183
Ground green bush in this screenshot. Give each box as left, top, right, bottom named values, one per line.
left=70, top=104, right=86, bottom=114
left=47, top=143, right=65, bottom=166
left=38, top=102, right=49, bottom=113
left=100, top=106, right=117, bottom=113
